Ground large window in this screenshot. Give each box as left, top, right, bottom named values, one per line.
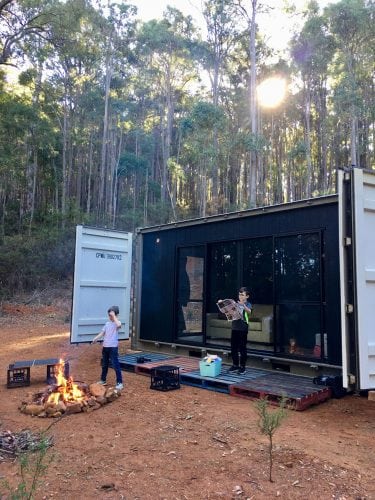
left=275, top=232, right=323, bottom=359
left=275, top=233, right=320, bottom=302
left=207, top=241, right=238, bottom=311
left=243, top=237, right=273, bottom=304
left=206, top=238, right=274, bottom=351
left=179, top=231, right=328, bottom=362
left=243, top=237, right=274, bottom=351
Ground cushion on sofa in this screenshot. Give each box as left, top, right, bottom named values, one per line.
left=209, top=318, right=231, bottom=328
left=248, top=321, right=262, bottom=331
left=206, top=305, right=273, bottom=343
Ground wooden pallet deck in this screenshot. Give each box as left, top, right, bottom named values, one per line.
left=180, top=368, right=270, bottom=393
left=135, top=356, right=200, bottom=375
left=117, top=351, right=332, bottom=410
left=117, top=352, right=175, bottom=372
left=229, top=372, right=332, bottom=410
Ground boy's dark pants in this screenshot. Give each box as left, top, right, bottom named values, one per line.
left=101, top=347, right=123, bottom=384
left=231, top=329, right=248, bottom=368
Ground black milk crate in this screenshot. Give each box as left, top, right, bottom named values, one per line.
left=7, top=367, right=31, bottom=388
left=46, top=361, right=70, bottom=385
left=7, top=358, right=70, bottom=388
left=150, top=365, right=180, bottom=392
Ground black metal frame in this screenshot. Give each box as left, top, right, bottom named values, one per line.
left=138, top=197, right=340, bottom=367
left=173, top=228, right=329, bottom=363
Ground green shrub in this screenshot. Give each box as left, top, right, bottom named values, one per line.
left=256, top=395, right=288, bottom=482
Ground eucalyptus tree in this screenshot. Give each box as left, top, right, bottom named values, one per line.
left=40, top=0, right=108, bottom=224
left=0, top=0, right=87, bottom=232
left=37, top=0, right=137, bottom=225
left=0, top=0, right=53, bottom=66
left=325, top=0, right=375, bottom=168
left=180, top=100, right=227, bottom=217
left=291, top=1, right=336, bottom=196
left=136, top=8, right=200, bottom=218
left=202, top=0, right=243, bottom=211
left=234, top=0, right=264, bottom=208
left=93, top=1, right=137, bottom=223
left=0, top=78, right=59, bottom=235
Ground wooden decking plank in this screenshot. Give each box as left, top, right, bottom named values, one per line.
left=180, top=367, right=270, bottom=393
left=135, top=357, right=200, bottom=376
left=229, top=374, right=332, bottom=410
left=117, top=352, right=175, bottom=372
left=116, top=352, right=332, bottom=410
left=238, top=376, right=321, bottom=397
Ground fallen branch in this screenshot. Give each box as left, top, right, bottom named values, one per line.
left=0, top=430, right=53, bottom=459
left=212, top=434, right=229, bottom=445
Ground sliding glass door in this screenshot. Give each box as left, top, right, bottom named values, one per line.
left=176, top=246, right=205, bottom=343
left=274, top=232, right=325, bottom=359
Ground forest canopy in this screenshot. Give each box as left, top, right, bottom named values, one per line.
left=0, top=0, right=374, bottom=294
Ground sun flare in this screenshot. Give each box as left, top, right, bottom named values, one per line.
left=257, top=77, right=287, bottom=108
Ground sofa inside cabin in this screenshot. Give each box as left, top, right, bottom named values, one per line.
left=206, top=304, right=273, bottom=345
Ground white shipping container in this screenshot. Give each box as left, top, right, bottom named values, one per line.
left=339, top=169, right=375, bottom=390
left=71, top=225, right=132, bottom=343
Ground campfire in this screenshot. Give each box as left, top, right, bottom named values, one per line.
left=19, top=360, right=121, bottom=418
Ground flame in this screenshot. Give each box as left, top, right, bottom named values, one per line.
left=47, top=359, right=84, bottom=404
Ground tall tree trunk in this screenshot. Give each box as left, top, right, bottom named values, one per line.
left=304, top=83, right=313, bottom=198
left=28, top=151, right=38, bottom=235
left=112, top=131, right=123, bottom=227
left=211, top=32, right=220, bottom=213
left=0, top=189, right=5, bottom=244
left=350, top=112, right=357, bottom=167
left=99, top=52, right=113, bottom=220
left=61, top=88, right=69, bottom=228
left=248, top=0, right=258, bottom=207
left=319, top=84, right=328, bottom=192
left=160, top=69, right=176, bottom=220
left=86, top=135, right=93, bottom=215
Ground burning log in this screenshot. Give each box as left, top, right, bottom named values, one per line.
left=19, top=360, right=121, bottom=418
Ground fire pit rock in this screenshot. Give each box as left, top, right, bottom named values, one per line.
left=19, top=382, right=121, bottom=418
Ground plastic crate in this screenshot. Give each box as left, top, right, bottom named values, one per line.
left=150, top=365, right=180, bottom=391
left=46, top=361, right=70, bottom=385
left=199, top=359, right=222, bottom=377
left=7, top=367, right=31, bottom=388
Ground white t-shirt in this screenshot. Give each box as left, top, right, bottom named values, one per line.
left=101, top=320, right=121, bottom=347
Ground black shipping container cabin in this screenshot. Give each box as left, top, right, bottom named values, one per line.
left=71, top=168, right=374, bottom=388
left=134, top=195, right=342, bottom=376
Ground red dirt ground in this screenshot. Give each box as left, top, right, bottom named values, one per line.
left=0, top=302, right=374, bottom=499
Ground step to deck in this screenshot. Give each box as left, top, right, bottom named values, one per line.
left=230, top=372, right=332, bottom=410
left=180, top=368, right=270, bottom=393
left=135, top=356, right=200, bottom=375
left=117, top=352, right=175, bottom=372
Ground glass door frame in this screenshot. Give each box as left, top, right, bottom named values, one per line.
left=173, top=244, right=206, bottom=345
left=273, top=229, right=326, bottom=361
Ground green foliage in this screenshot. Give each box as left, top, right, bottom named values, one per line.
left=118, top=152, right=147, bottom=175
left=1, top=433, right=53, bottom=500
left=0, top=0, right=374, bottom=254
left=256, top=396, right=288, bottom=482
left=0, top=227, right=75, bottom=299
left=188, top=101, right=226, bottom=131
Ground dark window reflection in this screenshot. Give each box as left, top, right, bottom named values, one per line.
left=276, top=304, right=324, bottom=359
left=243, top=237, right=273, bottom=304
left=208, top=241, right=238, bottom=311
left=275, top=233, right=320, bottom=302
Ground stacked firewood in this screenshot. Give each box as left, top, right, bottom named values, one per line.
left=0, top=429, right=53, bottom=459
left=19, top=383, right=121, bottom=418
